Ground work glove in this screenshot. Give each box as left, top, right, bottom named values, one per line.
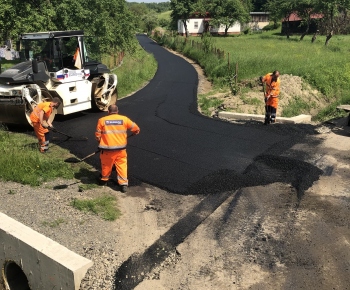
left=42, top=124, right=48, bottom=129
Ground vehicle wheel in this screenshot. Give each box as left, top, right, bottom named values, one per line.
left=24, top=89, right=55, bottom=127
left=91, top=73, right=118, bottom=111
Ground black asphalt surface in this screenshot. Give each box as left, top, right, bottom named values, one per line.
left=53, top=35, right=318, bottom=195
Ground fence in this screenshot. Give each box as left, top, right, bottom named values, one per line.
left=163, top=35, right=239, bottom=89
left=102, top=51, right=125, bottom=70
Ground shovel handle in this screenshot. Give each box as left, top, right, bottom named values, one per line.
left=79, top=150, right=100, bottom=162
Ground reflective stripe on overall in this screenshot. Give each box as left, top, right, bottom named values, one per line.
left=100, top=149, right=128, bottom=186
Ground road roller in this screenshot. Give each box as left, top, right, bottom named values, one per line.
left=0, top=30, right=118, bottom=126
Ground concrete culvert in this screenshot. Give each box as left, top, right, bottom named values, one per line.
left=2, top=261, right=30, bottom=290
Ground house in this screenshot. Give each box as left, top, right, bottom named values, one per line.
left=177, top=12, right=271, bottom=36
left=248, top=12, right=270, bottom=31
left=177, top=15, right=241, bottom=36
left=281, top=12, right=323, bottom=34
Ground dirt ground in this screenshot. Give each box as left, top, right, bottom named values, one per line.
left=1, top=50, right=350, bottom=290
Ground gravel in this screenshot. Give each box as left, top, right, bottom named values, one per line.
left=0, top=178, right=125, bottom=290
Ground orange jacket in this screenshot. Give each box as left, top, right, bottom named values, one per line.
left=262, top=73, right=280, bottom=108
left=95, top=113, right=140, bottom=150
left=73, top=47, right=80, bottom=61
left=30, top=102, right=54, bottom=123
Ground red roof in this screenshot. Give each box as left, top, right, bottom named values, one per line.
left=283, top=12, right=323, bottom=22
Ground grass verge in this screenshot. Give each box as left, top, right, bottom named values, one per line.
left=113, top=44, right=157, bottom=99
left=71, top=194, right=121, bottom=221
left=0, top=126, right=75, bottom=186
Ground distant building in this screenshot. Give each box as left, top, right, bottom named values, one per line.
left=248, top=12, right=270, bottom=31
left=281, top=12, right=323, bottom=34
left=177, top=14, right=241, bottom=36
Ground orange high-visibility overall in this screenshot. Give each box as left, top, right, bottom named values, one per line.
left=30, top=102, right=53, bottom=152
left=262, top=73, right=280, bottom=109
left=95, top=114, right=140, bottom=185
left=262, top=73, right=281, bottom=123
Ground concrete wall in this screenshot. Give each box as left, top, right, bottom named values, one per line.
left=0, top=212, right=93, bottom=290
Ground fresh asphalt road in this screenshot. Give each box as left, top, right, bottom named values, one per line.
left=54, top=34, right=298, bottom=194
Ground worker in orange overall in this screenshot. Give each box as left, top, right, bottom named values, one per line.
left=30, top=97, right=61, bottom=152
left=260, top=70, right=280, bottom=124
left=95, top=104, right=140, bottom=193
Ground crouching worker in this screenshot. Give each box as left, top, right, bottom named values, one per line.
left=95, top=104, right=140, bottom=193
left=30, top=97, right=61, bottom=153
left=260, top=70, right=280, bottom=124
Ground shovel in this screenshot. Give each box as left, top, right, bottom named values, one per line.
left=65, top=134, right=136, bottom=163
left=49, top=127, right=88, bottom=141
left=65, top=150, right=100, bottom=163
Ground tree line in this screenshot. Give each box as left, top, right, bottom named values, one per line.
left=169, top=0, right=350, bottom=44
left=0, top=0, right=137, bottom=54
left=265, top=0, right=350, bottom=44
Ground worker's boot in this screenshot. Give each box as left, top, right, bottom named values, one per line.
left=120, top=185, right=128, bottom=193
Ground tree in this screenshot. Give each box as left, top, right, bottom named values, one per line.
left=315, top=0, right=350, bottom=45
left=127, top=3, right=150, bottom=31
left=293, top=0, right=317, bottom=40
left=210, top=0, right=251, bottom=36
left=252, top=0, right=268, bottom=11
left=170, top=0, right=197, bottom=37
left=0, top=0, right=137, bottom=55
left=265, top=0, right=298, bottom=38
left=142, top=11, right=159, bottom=34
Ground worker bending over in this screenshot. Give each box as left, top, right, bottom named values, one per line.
left=30, top=97, right=61, bottom=153
left=95, top=104, right=140, bottom=193
left=260, top=70, right=281, bottom=124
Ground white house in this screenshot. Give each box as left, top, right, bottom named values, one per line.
left=177, top=18, right=241, bottom=36
left=248, top=12, right=270, bottom=31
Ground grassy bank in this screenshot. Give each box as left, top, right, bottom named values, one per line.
left=113, top=44, right=157, bottom=99
left=0, top=127, right=75, bottom=186
left=155, top=30, right=350, bottom=120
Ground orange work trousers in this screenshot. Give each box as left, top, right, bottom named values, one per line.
left=32, top=122, right=49, bottom=152
left=100, top=149, right=128, bottom=186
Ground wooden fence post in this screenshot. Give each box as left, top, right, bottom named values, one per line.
left=235, top=63, right=238, bottom=86
left=228, top=52, right=230, bottom=70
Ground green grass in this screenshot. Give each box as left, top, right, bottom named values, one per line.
left=42, top=218, right=66, bottom=228
left=282, top=96, right=316, bottom=118
left=113, top=46, right=157, bottom=99
left=0, top=126, right=75, bottom=186
left=209, top=32, right=350, bottom=99
left=158, top=10, right=171, bottom=20
left=71, top=194, right=121, bottom=221
left=198, top=95, right=224, bottom=116
left=155, top=30, right=350, bottom=120
left=0, top=59, right=21, bottom=73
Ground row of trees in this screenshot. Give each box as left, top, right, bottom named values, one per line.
left=0, top=0, right=137, bottom=54
left=266, top=0, right=350, bottom=44
left=170, top=0, right=252, bottom=37
left=169, top=0, right=350, bottom=44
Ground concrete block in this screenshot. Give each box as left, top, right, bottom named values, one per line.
left=290, top=114, right=312, bottom=123
left=0, top=212, right=93, bottom=290
left=218, top=111, right=312, bottom=124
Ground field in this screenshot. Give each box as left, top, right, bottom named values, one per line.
left=210, top=32, right=350, bottom=99
left=170, top=31, right=350, bottom=119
